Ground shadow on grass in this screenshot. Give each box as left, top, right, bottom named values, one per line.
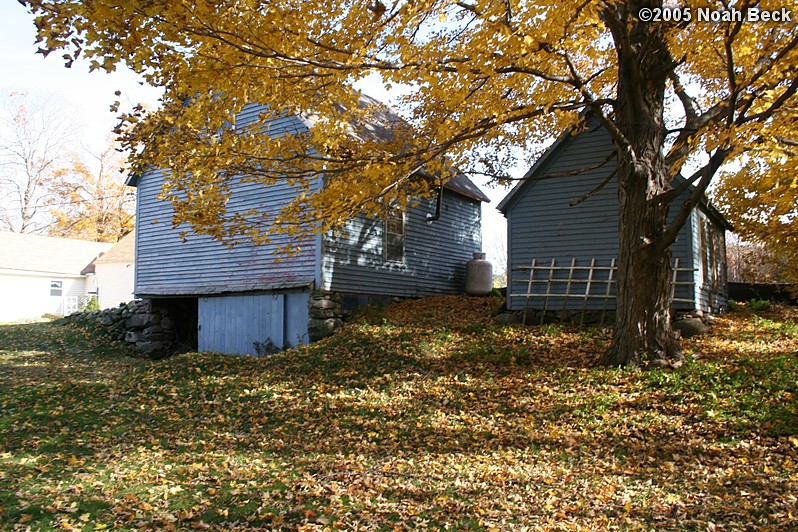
left=1, top=313, right=797, bottom=529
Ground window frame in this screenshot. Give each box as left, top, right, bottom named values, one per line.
left=50, top=280, right=63, bottom=297
left=383, top=202, right=406, bottom=264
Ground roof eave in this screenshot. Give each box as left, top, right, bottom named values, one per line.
left=497, top=128, right=576, bottom=214
left=125, top=173, right=140, bottom=187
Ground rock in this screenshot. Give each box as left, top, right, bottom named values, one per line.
left=160, top=317, right=173, bottom=330
left=309, top=308, right=338, bottom=319
left=673, top=317, right=708, bottom=338
left=136, top=341, right=166, bottom=355
left=142, top=325, right=170, bottom=342
left=495, top=312, right=521, bottom=325
left=125, top=330, right=140, bottom=343
left=649, top=358, right=670, bottom=369
left=308, top=318, right=343, bottom=342
left=311, top=299, right=338, bottom=310
left=124, top=313, right=160, bottom=329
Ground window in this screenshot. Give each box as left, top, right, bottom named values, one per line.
left=700, top=217, right=724, bottom=292
left=384, top=203, right=405, bottom=263
left=50, top=280, right=63, bottom=297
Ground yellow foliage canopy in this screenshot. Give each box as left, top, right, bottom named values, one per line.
left=46, top=145, right=135, bottom=243
left=23, top=0, right=797, bottom=246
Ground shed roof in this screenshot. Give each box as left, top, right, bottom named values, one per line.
left=302, top=94, right=490, bottom=202
left=0, top=232, right=113, bottom=276
left=93, top=231, right=135, bottom=265
left=497, top=121, right=732, bottom=230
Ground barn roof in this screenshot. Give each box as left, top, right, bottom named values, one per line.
left=0, top=232, right=112, bottom=276
left=128, top=93, right=490, bottom=203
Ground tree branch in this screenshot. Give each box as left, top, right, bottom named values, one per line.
left=655, top=148, right=730, bottom=253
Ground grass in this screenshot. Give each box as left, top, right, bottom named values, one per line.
left=0, top=297, right=797, bottom=530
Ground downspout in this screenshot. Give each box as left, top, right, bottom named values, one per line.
left=426, top=176, right=444, bottom=224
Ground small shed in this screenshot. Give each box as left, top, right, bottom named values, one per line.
left=498, top=122, right=731, bottom=318
left=89, top=231, right=136, bottom=309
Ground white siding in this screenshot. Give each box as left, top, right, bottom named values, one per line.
left=0, top=271, right=86, bottom=322
left=95, top=262, right=135, bottom=308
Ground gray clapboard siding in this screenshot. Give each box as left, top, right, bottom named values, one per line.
left=500, top=122, right=726, bottom=313
left=134, top=113, right=319, bottom=297
left=322, top=189, right=482, bottom=296
left=198, top=291, right=309, bottom=354
left=504, top=126, right=619, bottom=310
left=132, top=97, right=490, bottom=355
left=692, top=209, right=729, bottom=313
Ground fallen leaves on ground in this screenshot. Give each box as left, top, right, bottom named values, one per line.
left=0, top=297, right=796, bottom=530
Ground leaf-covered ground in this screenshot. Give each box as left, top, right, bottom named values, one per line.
left=1, top=297, right=797, bottom=531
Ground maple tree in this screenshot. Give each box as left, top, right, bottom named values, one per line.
left=46, top=143, right=135, bottom=242
left=24, top=0, right=798, bottom=366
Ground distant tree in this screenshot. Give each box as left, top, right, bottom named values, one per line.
left=715, top=153, right=798, bottom=290
left=724, top=234, right=793, bottom=286
left=486, top=228, right=508, bottom=288
left=0, top=91, right=70, bottom=233
left=47, top=143, right=135, bottom=242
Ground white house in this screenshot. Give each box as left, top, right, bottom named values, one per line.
left=87, top=230, right=136, bottom=309
left=0, top=232, right=112, bottom=322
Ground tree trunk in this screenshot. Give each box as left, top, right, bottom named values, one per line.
left=598, top=1, right=684, bottom=367
left=598, top=160, right=684, bottom=367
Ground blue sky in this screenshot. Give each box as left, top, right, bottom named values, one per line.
left=1, top=3, right=162, bottom=152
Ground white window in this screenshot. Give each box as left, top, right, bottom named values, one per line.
left=50, top=280, right=63, bottom=297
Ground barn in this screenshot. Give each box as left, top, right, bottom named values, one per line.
left=127, top=95, right=489, bottom=354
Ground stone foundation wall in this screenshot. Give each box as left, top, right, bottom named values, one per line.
left=65, top=299, right=175, bottom=358
left=307, top=291, right=408, bottom=342
left=307, top=291, right=349, bottom=342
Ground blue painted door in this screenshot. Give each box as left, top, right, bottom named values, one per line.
left=198, top=292, right=309, bottom=355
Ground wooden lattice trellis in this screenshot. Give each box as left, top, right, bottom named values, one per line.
left=511, top=258, right=695, bottom=325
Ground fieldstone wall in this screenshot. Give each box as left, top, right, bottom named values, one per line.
left=307, top=291, right=348, bottom=342
left=64, top=299, right=175, bottom=358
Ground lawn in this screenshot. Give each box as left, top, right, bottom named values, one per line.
left=1, top=296, right=796, bottom=530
